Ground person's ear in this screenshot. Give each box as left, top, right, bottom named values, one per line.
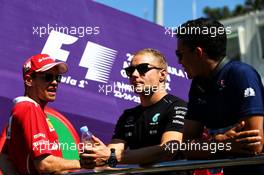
left=195, top=47, right=203, bottom=57
left=159, top=69, right=167, bottom=82
left=24, top=75, right=33, bottom=87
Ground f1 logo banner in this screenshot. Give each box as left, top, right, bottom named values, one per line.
left=42, top=31, right=117, bottom=83
left=79, top=42, right=117, bottom=83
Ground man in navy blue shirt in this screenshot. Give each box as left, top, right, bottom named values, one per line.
left=175, top=18, right=264, bottom=175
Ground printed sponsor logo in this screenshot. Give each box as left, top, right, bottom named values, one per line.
left=152, top=113, right=160, bottom=123
left=244, top=87, right=255, bottom=97
left=33, top=133, right=46, bottom=139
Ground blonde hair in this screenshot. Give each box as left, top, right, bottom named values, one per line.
left=133, top=48, right=168, bottom=70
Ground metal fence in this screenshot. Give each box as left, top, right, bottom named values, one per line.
left=68, top=155, right=264, bottom=175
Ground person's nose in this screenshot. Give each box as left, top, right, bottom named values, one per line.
left=131, top=68, right=140, bottom=78
left=50, top=78, right=59, bottom=85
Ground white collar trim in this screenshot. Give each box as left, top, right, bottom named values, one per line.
left=13, top=96, right=38, bottom=106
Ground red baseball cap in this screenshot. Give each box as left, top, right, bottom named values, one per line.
left=23, top=53, right=68, bottom=79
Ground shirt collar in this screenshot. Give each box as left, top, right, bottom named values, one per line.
left=210, top=56, right=230, bottom=78
left=13, top=96, right=38, bottom=106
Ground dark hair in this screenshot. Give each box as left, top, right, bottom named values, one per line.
left=176, top=18, right=227, bottom=60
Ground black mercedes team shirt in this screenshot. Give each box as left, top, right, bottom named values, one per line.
left=112, top=94, right=187, bottom=149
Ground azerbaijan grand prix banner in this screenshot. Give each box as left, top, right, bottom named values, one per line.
left=0, top=0, right=190, bottom=142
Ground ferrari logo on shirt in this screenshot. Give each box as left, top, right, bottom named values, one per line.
left=46, top=118, right=55, bottom=132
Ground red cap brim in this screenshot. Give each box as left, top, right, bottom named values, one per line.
left=35, top=62, right=68, bottom=74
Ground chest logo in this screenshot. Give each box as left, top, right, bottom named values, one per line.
left=152, top=113, right=160, bottom=123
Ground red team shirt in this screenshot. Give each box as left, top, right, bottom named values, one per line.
left=3, top=96, right=62, bottom=174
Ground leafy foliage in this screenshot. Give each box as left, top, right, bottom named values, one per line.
left=203, top=0, right=264, bottom=20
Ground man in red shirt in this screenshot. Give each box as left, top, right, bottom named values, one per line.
left=1, top=54, right=82, bottom=174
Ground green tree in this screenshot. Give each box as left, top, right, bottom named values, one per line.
left=245, top=0, right=264, bottom=11
left=233, top=5, right=247, bottom=16
left=203, top=0, right=264, bottom=20
left=204, top=6, right=222, bottom=19
left=222, top=6, right=232, bottom=19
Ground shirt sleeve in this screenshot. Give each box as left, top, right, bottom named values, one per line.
left=164, top=99, right=187, bottom=133
left=13, top=103, right=53, bottom=158
left=231, top=65, right=264, bottom=118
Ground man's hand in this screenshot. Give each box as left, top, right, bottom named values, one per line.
left=79, top=153, right=96, bottom=169
left=215, top=121, right=262, bottom=155
left=80, top=136, right=111, bottom=167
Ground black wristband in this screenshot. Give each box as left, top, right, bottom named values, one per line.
left=107, top=148, right=118, bottom=167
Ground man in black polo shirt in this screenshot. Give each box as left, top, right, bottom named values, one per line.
left=81, top=48, right=187, bottom=166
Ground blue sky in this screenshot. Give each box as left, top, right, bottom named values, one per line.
left=95, top=0, right=245, bottom=27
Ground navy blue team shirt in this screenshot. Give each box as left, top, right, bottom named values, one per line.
left=187, top=58, right=264, bottom=130
left=186, top=57, right=264, bottom=175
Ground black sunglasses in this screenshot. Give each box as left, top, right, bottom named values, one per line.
left=124, top=63, right=162, bottom=77
left=32, top=73, right=62, bottom=83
